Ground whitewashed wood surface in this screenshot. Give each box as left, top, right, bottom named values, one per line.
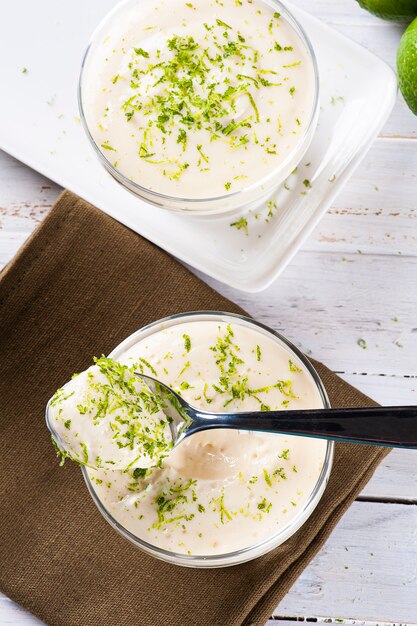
left=1, top=0, right=416, bottom=624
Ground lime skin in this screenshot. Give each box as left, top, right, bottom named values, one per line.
left=397, top=17, right=417, bottom=115
left=356, top=0, right=417, bottom=21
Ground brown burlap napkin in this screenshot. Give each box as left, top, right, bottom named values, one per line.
left=0, top=191, right=389, bottom=626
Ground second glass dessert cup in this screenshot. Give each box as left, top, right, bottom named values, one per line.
left=78, top=0, right=320, bottom=216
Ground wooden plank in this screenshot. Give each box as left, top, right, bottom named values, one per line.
left=311, top=138, right=417, bottom=256
left=202, top=249, right=417, bottom=378
left=0, top=150, right=60, bottom=210
left=275, top=501, right=417, bottom=623
left=339, top=373, right=416, bottom=407
left=359, top=449, right=417, bottom=503
left=0, top=596, right=43, bottom=626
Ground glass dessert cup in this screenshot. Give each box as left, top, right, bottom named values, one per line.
left=78, top=0, right=320, bottom=216
left=82, top=311, right=334, bottom=568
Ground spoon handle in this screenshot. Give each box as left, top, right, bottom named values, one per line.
left=192, top=405, right=417, bottom=448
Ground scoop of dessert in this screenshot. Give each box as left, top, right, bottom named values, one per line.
left=46, top=357, right=173, bottom=471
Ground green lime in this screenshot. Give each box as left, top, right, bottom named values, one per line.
left=397, top=17, right=417, bottom=114
left=356, top=0, right=417, bottom=21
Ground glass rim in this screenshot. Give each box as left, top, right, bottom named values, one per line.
left=78, top=0, right=320, bottom=205
left=81, top=310, right=334, bottom=567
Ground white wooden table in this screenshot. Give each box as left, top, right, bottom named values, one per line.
left=1, top=1, right=416, bottom=624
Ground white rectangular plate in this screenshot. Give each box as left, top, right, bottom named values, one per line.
left=0, top=0, right=396, bottom=292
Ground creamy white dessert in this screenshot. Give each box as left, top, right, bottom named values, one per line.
left=82, top=0, right=315, bottom=198
left=82, top=320, right=328, bottom=556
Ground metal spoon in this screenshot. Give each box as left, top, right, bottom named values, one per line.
left=137, top=373, right=417, bottom=449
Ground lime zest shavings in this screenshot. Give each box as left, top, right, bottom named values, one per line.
left=49, top=357, right=173, bottom=471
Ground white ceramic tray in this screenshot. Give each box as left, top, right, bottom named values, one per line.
left=0, top=0, right=396, bottom=292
